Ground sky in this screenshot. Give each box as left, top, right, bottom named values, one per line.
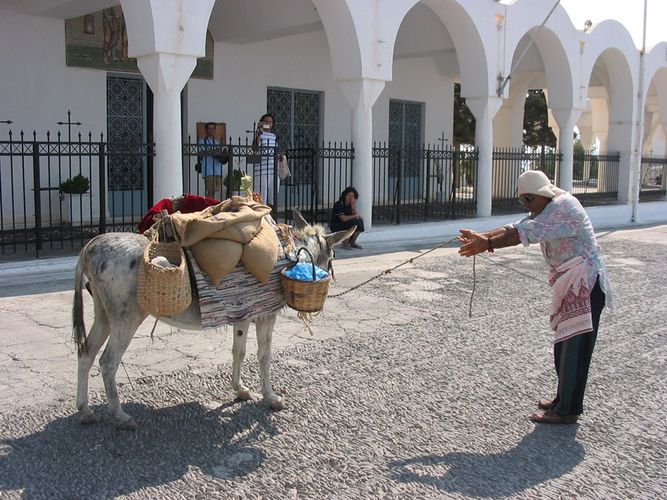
left=559, top=0, right=665, bottom=50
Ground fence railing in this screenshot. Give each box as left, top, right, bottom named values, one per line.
left=491, top=147, right=562, bottom=214
left=182, top=137, right=355, bottom=226
left=573, top=152, right=620, bottom=207
left=0, top=130, right=153, bottom=257
left=491, top=148, right=621, bottom=214
left=640, top=156, right=666, bottom=201
left=2, top=127, right=664, bottom=258
left=372, top=143, right=478, bottom=224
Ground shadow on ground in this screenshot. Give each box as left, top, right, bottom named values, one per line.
left=0, top=400, right=278, bottom=497
left=389, top=425, right=584, bottom=497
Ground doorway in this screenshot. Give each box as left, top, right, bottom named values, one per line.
left=106, top=73, right=151, bottom=220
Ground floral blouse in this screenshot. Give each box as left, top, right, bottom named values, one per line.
left=514, top=193, right=612, bottom=310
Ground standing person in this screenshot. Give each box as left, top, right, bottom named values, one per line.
left=458, top=170, right=612, bottom=424
left=253, top=113, right=286, bottom=206
left=330, top=186, right=365, bottom=249
left=197, top=122, right=227, bottom=199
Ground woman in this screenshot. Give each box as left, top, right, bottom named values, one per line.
left=252, top=113, right=285, bottom=206
left=330, top=186, right=365, bottom=249
left=458, top=170, right=612, bottom=424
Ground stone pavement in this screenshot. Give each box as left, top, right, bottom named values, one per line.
left=0, top=223, right=665, bottom=498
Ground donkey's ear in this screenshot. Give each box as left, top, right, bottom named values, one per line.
left=325, top=226, right=356, bottom=248
left=292, top=207, right=309, bottom=230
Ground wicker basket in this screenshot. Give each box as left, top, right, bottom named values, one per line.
left=281, top=248, right=330, bottom=313
left=137, top=233, right=192, bottom=316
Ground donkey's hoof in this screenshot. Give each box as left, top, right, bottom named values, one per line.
left=116, top=416, right=138, bottom=431
left=236, top=387, right=253, bottom=401
left=266, top=396, right=285, bottom=411
left=79, top=410, right=99, bottom=425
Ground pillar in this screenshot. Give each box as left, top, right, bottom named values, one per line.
left=465, top=97, right=503, bottom=217
left=138, top=54, right=196, bottom=201
left=120, top=0, right=215, bottom=202
left=552, top=108, right=582, bottom=193
left=337, top=78, right=386, bottom=228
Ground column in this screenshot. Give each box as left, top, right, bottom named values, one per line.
left=120, top=0, right=215, bottom=202
left=551, top=108, right=582, bottom=193
left=337, top=78, right=386, bottom=228
left=465, top=97, right=503, bottom=217
left=138, top=54, right=196, bottom=201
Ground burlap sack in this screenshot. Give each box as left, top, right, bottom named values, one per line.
left=190, top=238, right=243, bottom=286
left=241, top=218, right=280, bottom=283
left=171, top=198, right=272, bottom=247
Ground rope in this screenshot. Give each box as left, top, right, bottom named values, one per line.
left=328, top=236, right=460, bottom=298
left=328, top=236, right=483, bottom=318
left=469, top=255, right=476, bottom=318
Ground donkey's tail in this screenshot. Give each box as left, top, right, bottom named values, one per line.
left=72, top=249, right=88, bottom=355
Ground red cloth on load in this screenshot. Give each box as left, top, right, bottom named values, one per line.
left=137, top=194, right=220, bottom=232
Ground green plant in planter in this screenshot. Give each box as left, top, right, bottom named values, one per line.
left=60, top=173, right=90, bottom=195
left=223, top=169, right=244, bottom=193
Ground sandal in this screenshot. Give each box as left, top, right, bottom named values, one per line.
left=530, top=410, right=578, bottom=425
left=537, top=399, right=554, bottom=411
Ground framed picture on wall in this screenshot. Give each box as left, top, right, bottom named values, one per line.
left=196, top=122, right=226, bottom=143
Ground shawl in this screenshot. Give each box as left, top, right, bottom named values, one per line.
left=549, top=256, right=593, bottom=343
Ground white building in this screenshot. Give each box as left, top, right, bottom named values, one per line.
left=1, top=0, right=666, bottom=234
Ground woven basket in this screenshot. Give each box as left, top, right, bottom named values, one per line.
left=137, top=233, right=192, bottom=316
left=281, top=248, right=330, bottom=313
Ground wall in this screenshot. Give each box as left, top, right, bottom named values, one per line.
left=0, top=3, right=107, bottom=136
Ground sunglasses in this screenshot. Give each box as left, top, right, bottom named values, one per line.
left=518, top=194, right=534, bottom=205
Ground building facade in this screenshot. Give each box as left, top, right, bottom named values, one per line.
left=1, top=0, right=666, bottom=232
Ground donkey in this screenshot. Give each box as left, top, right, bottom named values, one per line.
left=73, top=210, right=354, bottom=429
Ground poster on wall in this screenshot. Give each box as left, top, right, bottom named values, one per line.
left=65, top=6, right=214, bottom=79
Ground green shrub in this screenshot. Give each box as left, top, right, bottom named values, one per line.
left=60, top=174, right=90, bottom=194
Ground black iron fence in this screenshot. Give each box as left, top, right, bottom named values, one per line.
left=573, top=152, right=620, bottom=207
left=640, top=156, right=666, bottom=201
left=492, top=148, right=562, bottom=214
left=491, top=148, right=621, bottom=214
left=372, top=143, right=478, bottom=224
left=182, top=137, right=354, bottom=225
left=0, top=130, right=153, bottom=257
left=1, top=127, right=664, bottom=258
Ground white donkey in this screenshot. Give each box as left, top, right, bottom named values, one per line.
left=73, top=210, right=353, bottom=429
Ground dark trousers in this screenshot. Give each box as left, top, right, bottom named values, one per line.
left=551, top=277, right=605, bottom=416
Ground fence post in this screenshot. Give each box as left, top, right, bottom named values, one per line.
left=98, top=140, right=107, bottom=234
left=32, top=136, right=41, bottom=257
left=424, top=149, right=431, bottom=221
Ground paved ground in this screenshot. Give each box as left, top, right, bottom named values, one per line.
left=0, top=224, right=665, bottom=498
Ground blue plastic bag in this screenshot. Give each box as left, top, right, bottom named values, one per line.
left=284, top=262, right=329, bottom=281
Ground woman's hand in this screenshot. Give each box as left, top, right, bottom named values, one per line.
left=458, top=229, right=488, bottom=257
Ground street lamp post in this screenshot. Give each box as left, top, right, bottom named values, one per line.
left=631, top=0, right=648, bottom=222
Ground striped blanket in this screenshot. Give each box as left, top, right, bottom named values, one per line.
left=189, top=249, right=290, bottom=329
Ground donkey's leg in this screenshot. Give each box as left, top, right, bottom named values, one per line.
left=255, top=313, right=284, bottom=410
left=99, top=314, right=146, bottom=430
left=76, top=306, right=110, bottom=424
left=231, top=320, right=252, bottom=401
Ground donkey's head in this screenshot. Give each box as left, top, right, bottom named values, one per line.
left=291, top=208, right=355, bottom=275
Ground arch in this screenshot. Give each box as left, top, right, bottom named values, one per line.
left=311, top=0, right=416, bottom=82
left=503, top=1, right=578, bottom=109
left=420, top=0, right=494, bottom=97
left=581, top=20, right=637, bottom=113
left=643, top=42, right=667, bottom=98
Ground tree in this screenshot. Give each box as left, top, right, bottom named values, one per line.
left=523, top=89, right=556, bottom=148
left=453, top=83, right=476, bottom=147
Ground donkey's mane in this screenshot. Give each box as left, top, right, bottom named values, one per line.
left=292, top=223, right=326, bottom=240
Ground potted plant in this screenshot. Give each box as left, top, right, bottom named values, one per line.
left=60, top=173, right=90, bottom=195
left=60, top=173, right=91, bottom=223
left=223, top=168, right=244, bottom=196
